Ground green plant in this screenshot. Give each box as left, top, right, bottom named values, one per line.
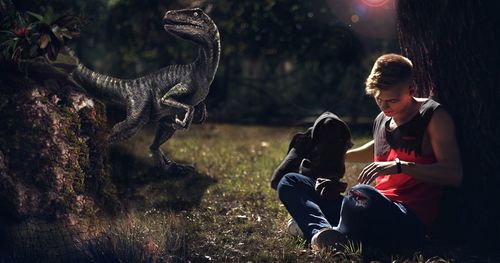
left=340, top=240, right=363, bottom=262
left=0, top=7, right=82, bottom=61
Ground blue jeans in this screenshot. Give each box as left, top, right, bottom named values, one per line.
left=277, top=173, right=424, bottom=249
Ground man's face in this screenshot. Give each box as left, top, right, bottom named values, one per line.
left=373, top=83, right=413, bottom=118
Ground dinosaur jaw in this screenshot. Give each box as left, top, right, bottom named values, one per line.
left=163, top=24, right=199, bottom=33
left=163, top=18, right=203, bottom=29
left=163, top=16, right=204, bottom=32
left=164, top=22, right=204, bottom=39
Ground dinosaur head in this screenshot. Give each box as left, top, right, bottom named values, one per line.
left=163, top=8, right=219, bottom=45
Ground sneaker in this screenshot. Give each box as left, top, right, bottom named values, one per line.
left=287, top=218, right=303, bottom=237
left=310, top=228, right=347, bottom=251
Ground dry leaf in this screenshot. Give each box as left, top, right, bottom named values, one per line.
left=40, top=34, right=50, bottom=49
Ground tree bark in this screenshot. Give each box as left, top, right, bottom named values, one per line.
left=396, top=1, right=500, bottom=247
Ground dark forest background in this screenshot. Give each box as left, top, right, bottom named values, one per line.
left=12, top=0, right=398, bottom=126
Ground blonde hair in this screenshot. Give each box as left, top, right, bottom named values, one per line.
left=365, top=54, right=413, bottom=95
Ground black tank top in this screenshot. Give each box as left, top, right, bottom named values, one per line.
left=373, top=99, right=441, bottom=159
left=373, top=98, right=443, bottom=225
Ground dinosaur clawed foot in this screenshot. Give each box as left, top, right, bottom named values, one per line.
left=150, top=148, right=194, bottom=176
left=151, top=149, right=168, bottom=167
left=163, top=162, right=195, bottom=176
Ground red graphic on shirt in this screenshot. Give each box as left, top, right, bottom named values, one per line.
left=374, top=149, right=442, bottom=226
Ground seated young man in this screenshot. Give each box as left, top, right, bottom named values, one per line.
left=274, top=54, right=463, bottom=250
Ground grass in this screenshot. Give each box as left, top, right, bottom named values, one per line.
left=108, top=122, right=433, bottom=262
left=163, top=123, right=370, bottom=262
left=96, top=123, right=373, bottom=262
left=108, top=123, right=458, bottom=262
left=1, top=123, right=454, bottom=262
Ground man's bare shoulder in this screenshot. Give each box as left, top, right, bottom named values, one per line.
left=432, top=107, right=453, bottom=122
left=429, top=107, right=455, bottom=136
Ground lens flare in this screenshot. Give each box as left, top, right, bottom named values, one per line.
left=361, top=0, right=389, bottom=7
left=327, top=0, right=396, bottom=39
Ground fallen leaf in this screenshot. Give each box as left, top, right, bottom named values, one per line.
left=40, top=34, right=50, bottom=49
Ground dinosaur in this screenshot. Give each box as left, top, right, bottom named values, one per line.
left=70, top=8, right=221, bottom=173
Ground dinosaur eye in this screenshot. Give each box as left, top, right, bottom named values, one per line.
left=193, top=12, right=199, bottom=17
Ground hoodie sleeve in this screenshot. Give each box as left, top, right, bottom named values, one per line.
left=270, top=128, right=312, bottom=190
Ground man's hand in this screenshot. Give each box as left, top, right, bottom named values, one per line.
left=357, top=161, right=399, bottom=185
left=315, top=178, right=347, bottom=200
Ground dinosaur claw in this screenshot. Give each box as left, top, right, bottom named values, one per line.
left=164, top=162, right=195, bottom=176
left=173, top=118, right=188, bottom=130
left=151, top=148, right=171, bottom=167
left=150, top=148, right=194, bottom=175
left=173, top=107, right=194, bottom=130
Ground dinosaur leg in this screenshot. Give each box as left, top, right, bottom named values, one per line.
left=149, top=119, right=176, bottom=168
left=108, top=98, right=150, bottom=144
left=160, top=83, right=194, bottom=129
left=149, top=117, right=194, bottom=175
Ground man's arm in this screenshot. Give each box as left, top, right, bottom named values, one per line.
left=401, top=109, right=463, bottom=186
left=346, top=140, right=374, bottom=163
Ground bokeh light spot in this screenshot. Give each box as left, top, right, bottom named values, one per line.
left=351, top=14, right=360, bottom=23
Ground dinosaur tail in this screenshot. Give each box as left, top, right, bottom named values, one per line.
left=66, top=47, right=129, bottom=101
left=74, top=64, right=130, bottom=100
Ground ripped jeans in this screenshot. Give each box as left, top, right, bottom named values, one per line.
left=277, top=173, right=424, bottom=249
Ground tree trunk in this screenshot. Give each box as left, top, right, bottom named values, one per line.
left=396, top=1, right=500, bottom=247
left=0, top=60, right=120, bottom=221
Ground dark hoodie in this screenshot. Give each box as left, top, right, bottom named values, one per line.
left=270, top=112, right=353, bottom=190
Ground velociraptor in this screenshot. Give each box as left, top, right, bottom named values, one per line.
left=71, top=8, right=221, bottom=173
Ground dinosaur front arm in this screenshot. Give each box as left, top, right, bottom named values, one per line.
left=192, top=101, right=207, bottom=124
left=160, top=82, right=194, bottom=129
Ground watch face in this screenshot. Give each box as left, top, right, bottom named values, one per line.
left=395, top=158, right=402, bottom=173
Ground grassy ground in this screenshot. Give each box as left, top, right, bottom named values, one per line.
left=1, top=123, right=487, bottom=262
left=109, top=122, right=427, bottom=262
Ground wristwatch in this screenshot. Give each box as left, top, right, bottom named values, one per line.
left=395, top=158, right=402, bottom=174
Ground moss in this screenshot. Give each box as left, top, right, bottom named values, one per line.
left=71, top=167, right=86, bottom=194
left=58, top=177, right=77, bottom=213
left=59, top=107, right=88, bottom=195
left=96, top=167, right=122, bottom=214
left=76, top=104, right=121, bottom=214
left=0, top=61, right=122, bottom=220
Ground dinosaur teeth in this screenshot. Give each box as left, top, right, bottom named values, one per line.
left=163, top=19, right=201, bottom=29
left=164, top=24, right=203, bottom=32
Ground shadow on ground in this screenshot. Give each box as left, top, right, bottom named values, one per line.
left=109, top=144, right=217, bottom=212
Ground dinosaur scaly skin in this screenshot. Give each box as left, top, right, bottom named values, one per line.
left=73, top=8, right=220, bottom=172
